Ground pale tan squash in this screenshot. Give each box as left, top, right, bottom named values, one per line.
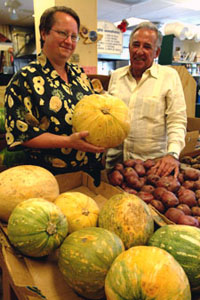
left=0, top=165, right=60, bottom=222
left=72, top=94, right=131, bottom=148
left=55, top=191, right=99, bottom=233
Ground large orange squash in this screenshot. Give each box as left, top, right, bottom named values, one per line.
left=105, top=246, right=191, bottom=300
left=72, top=94, right=131, bottom=148
left=0, top=165, right=60, bottom=222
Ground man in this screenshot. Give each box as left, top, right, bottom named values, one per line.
left=106, top=21, right=187, bottom=178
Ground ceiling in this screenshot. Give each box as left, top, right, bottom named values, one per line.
left=0, top=0, right=200, bottom=29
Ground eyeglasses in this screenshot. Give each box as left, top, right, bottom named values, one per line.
left=50, top=29, right=80, bottom=42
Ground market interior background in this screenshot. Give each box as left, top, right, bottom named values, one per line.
left=0, top=0, right=199, bottom=28
left=0, top=0, right=200, bottom=110
left=1, top=0, right=200, bottom=71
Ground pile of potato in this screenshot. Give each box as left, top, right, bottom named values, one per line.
left=108, top=159, right=200, bottom=227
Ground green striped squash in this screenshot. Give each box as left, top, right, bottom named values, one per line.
left=58, top=227, right=125, bottom=299
left=105, top=246, right=191, bottom=300
left=98, top=193, right=154, bottom=249
left=148, top=224, right=200, bottom=292
left=7, top=198, right=68, bottom=257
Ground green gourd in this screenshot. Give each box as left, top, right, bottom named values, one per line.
left=8, top=198, right=68, bottom=257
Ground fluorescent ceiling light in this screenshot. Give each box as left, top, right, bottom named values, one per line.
left=178, top=0, right=200, bottom=11
left=114, top=17, right=148, bottom=28
left=110, top=0, right=149, bottom=4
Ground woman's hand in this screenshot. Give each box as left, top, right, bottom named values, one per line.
left=68, top=131, right=106, bottom=153
left=150, top=155, right=180, bottom=178
left=23, top=132, right=105, bottom=153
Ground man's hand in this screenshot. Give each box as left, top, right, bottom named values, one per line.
left=68, top=131, right=106, bottom=153
left=150, top=155, right=180, bottom=178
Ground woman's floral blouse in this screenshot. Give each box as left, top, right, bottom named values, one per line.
left=4, top=52, right=103, bottom=174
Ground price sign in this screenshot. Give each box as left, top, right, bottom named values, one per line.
left=97, top=21, right=123, bottom=55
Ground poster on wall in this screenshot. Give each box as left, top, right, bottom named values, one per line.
left=97, top=21, right=123, bottom=55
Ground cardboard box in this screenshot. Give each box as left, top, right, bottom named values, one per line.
left=180, top=117, right=200, bottom=157
left=0, top=171, right=199, bottom=299
left=0, top=171, right=122, bottom=300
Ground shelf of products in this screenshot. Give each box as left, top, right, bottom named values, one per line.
left=172, top=61, right=200, bottom=77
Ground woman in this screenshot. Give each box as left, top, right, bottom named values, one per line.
left=4, top=6, right=105, bottom=184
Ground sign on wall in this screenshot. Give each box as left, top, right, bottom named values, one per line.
left=97, top=20, right=123, bottom=55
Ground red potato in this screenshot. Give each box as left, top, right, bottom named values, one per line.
left=156, top=176, right=181, bottom=193
left=161, top=191, right=179, bottom=208
left=126, top=176, right=143, bottom=190
left=139, top=177, right=146, bottom=187
left=123, top=159, right=136, bottom=168
left=195, top=190, right=200, bottom=199
left=176, top=204, right=192, bottom=215
left=108, top=170, right=123, bottom=186
left=182, top=180, right=195, bottom=190
left=134, top=163, right=146, bottom=177
left=146, top=174, right=160, bottom=186
left=178, top=189, right=197, bottom=207
left=143, top=159, right=156, bottom=169
left=167, top=179, right=181, bottom=193
left=177, top=186, right=186, bottom=197
left=141, top=185, right=155, bottom=194
left=156, top=176, right=171, bottom=189
left=133, top=159, right=144, bottom=165
left=153, top=187, right=167, bottom=200
left=194, top=180, right=200, bottom=190
left=137, top=191, right=154, bottom=204
left=177, top=214, right=199, bottom=227
left=165, top=207, right=185, bottom=223
left=191, top=206, right=200, bottom=217
left=183, top=168, right=200, bottom=181
left=150, top=199, right=165, bottom=213
left=114, top=163, right=124, bottom=173
left=123, top=167, right=138, bottom=179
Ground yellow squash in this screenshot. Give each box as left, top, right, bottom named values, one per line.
left=0, top=165, right=60, bottom=222
left=72, top=94, right=131, bottom=148
left=55, top=191, right=99, bottom=233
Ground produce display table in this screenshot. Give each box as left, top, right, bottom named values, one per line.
left=0, top=171, right=200, bottom=300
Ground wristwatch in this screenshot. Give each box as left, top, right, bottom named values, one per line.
left=167, top=152, right=179, bottom=160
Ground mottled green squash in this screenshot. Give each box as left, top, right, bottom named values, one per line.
left=98, top=193, right=154, bottom=249
left=7, top=198, right=68, bottom=257
left=105, top=246, right=191, bottom=300
left=148, top=224, right=200, bottom=292
left=58, top=227, right=124, bottom=299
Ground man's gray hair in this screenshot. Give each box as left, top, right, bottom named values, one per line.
left=129, top=21, right=163, bottom=48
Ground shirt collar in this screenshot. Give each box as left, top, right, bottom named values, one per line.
left=37, top=51, right=72, bottom=80
left=148, top=62, right=159, bottom=79
left=126, top=62, right=159, bottom=80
